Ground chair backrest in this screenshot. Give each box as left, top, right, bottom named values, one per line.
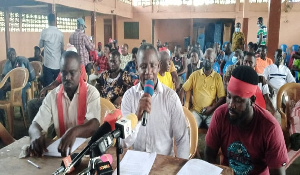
left=182, top=106, right=198, bottom=159
left=0, top=122, right=15, bottom=146
left=212, top=62, right=220, bottom=74
left=277, top=83, right=300, bottom=146
left=100, top=97, right=116, bottom=124
left=0, top=60, right=7, bottom=75
left=0, top=68, right=29, bottom=104
left=281, top=44, right=288, bottom=53
left=30, top=61, right=43, bottom=77
left=292, top=44, right=299, bottom=52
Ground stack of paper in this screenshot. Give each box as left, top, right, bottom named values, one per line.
left=113, top=150, right=157, bottom=175
left=44, top=138, right=87, bottom=157
left=177, top=159, right=223, bottom=175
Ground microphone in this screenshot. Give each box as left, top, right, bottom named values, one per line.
left=78, top=154, right=113, bottom=175
left=95, top=114, right=138, bottom=156
left=52, top=153, right=82, bottom=175
left=142, top=80, right=154, bottom=126
left=61, top=109, right=122, bottom=175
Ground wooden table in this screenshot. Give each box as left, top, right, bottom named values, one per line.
left=0, top=137, right=233, bottom=175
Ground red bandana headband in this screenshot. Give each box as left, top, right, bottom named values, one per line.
left=57, top=77, right=87, bottom=136
left=227, top=76, right=257, bottom=98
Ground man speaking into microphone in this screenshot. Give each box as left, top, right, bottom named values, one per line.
left=121, top=43, right=189, bottom=159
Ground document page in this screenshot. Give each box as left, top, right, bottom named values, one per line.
left=113, top=150, right=157, bottom=175
left=177, top=159, right=223, bottom=175
left=44, top=138, right=86, bottom=157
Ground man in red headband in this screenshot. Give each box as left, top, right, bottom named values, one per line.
left=29, top=51, right=100, bottom=157
left=205, top=66, right=288, bottom=175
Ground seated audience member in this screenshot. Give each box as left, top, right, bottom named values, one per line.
left=120, top=44, right=132, bottom=69
left=29, top=51, right=100, bottom=157
left=186, top=45, right=193, bottom=63
left=121, top=43, right=189, bottom=159
left=28, top=46, right=43, bottom=62
left=88, top=44, right=111, bottom=83
left=0, top=48, right=36, bottom=125
left=213, top=42, right=223, bottom=63
left=205, top=66, right=288, bottom=175
left=157, top=51, right=173, bottom=89
left=247, top=42, right=258, bottom=54
left=173, top=45, right=187, bottom=87
left=223, top=49, right=244, bottom=79
left=96, top=50, right=132, bottom=108
left=263, top=49, right=295, bottom=107
left=124, top=47, right=139, bottom=83
left=186, top=48, right=202, bottom=80
left=97, top=42, right=104, bottom=58
left=180, top=48, right=226, bottom=128
left=255, top=45, right=273, bottom=74
left=194, top=42, right=204, bottom=59
left=27, top=46, right=87, bottom=122
left=224, top=52, right=275, bottom=114
left=220, top=42, right=234, bottom=74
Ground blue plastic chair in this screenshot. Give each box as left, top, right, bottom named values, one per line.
left=292, top=45, right=299, bottom=52
left=295, top=71, right=300, bottom=83
left=223, top=61, right=234, bottom=75
left=212, top=62, right=220, bottom=74
left=281, top=44, right=288, bottom=53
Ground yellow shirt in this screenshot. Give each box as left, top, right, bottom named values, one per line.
left=158, top=72, right=173, bottom=89
left=169, top=61, right=176, bottom=73
left=182, top=69, right=225, bottom=113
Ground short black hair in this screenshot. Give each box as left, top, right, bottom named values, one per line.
left=111, top=50, right=121, bottom=61
left=276, top=49, right=283, bottom=56
left=176, top=45, right=182, bottom=49
left=104, top=44, right=112, bottom=52
left=258, top=45, right=267, bottom=50
left=258, top=17, right=263, bottom=22
left=235, top=49, right=244, bottom=58
left=244, top=51, right=255, bottom=58
left=132, top=47, right=138, bottom=55
left=191, top=48, right=199, bottom=54
left=123, top=43, right=129, bottom=49
left=61, top=51, right=81, bottom=67
left=48, top=13, right=56, bottom=23
left=232, top=65, right=258, bottom=85
left=34, top=46, right=40, bottom=51
left=137, top=43, right=158, bottom=63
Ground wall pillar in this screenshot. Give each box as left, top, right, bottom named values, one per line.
left=91, top=11, right=97, bottom=46
left=242, top=18, right=249, bottom=50
left=267, top=0, right=281, bottom=59
left=4, top=8, right=10, bottom=55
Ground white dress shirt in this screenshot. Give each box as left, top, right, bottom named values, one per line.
left=121, top=81, right=189, bottom=159
left=263, top=64, right=295, bottom=91
left=33, top=83, right=101, bottom=137
left=39, top=26, right=64, bottom=70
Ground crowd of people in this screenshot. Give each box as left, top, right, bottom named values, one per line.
left=1, top=13, right=299, bottom=174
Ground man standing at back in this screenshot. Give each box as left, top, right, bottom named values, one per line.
left=257, top=17, right=267, bottom=46
left=39, top=13, right=64, bottom=87
left=69, top=18, right=95, bottom=76
left=232, top=22, right=245, bottom=51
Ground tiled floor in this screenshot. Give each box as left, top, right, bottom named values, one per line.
left=2, top=109, right=300, bottom=175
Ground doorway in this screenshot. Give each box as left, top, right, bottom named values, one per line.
left=104, top=19, right=112, bottom=44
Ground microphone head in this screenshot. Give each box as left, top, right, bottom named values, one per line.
left=144, top=80, right=154, bottom=96
left=125, top=113, right=138, bottom=129
left=100, top=154, right=113, bottom=164
left=103, top=109, right=122, bottom=130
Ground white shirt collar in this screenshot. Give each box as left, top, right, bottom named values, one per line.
left=135, top=81, right=163, bottom=94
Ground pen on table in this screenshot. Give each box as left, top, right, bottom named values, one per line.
left=27, top=159, right=41, bottom=169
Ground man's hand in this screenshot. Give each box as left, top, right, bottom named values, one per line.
left=58, top=128, right=77, bottom=157
left=29, top=135, right=48, bottom=157
left=202, top=106, right=214, bottom=116
left=113, top=96, right=122, bottom=109
left=39, top=87, right=48, bottom=98
left=136, top=93, right=152, bottom=121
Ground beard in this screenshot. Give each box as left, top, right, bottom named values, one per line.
left=203, top=61, right=212, bottom=71
left=228, top=102, right=250, bottom=125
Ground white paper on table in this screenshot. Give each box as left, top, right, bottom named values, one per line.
left=113, top=150, right=157, bottom=175
left=177, top=159, right=223, bottom=175
left=43, top=138, right=86, bottom=157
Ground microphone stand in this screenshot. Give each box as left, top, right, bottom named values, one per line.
left=116, top=137, right=123, bottom=175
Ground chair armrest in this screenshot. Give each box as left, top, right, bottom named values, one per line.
left=184, top=91, right=191, bottom=109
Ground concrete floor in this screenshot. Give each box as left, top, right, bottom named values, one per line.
left=1, top=108, right=300, bottom=175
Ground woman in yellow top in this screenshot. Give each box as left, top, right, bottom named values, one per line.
left=157, top=51, right=174, bottom=89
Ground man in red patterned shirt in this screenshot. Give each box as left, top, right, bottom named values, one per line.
left=69, top=18, right=95, bottom=76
